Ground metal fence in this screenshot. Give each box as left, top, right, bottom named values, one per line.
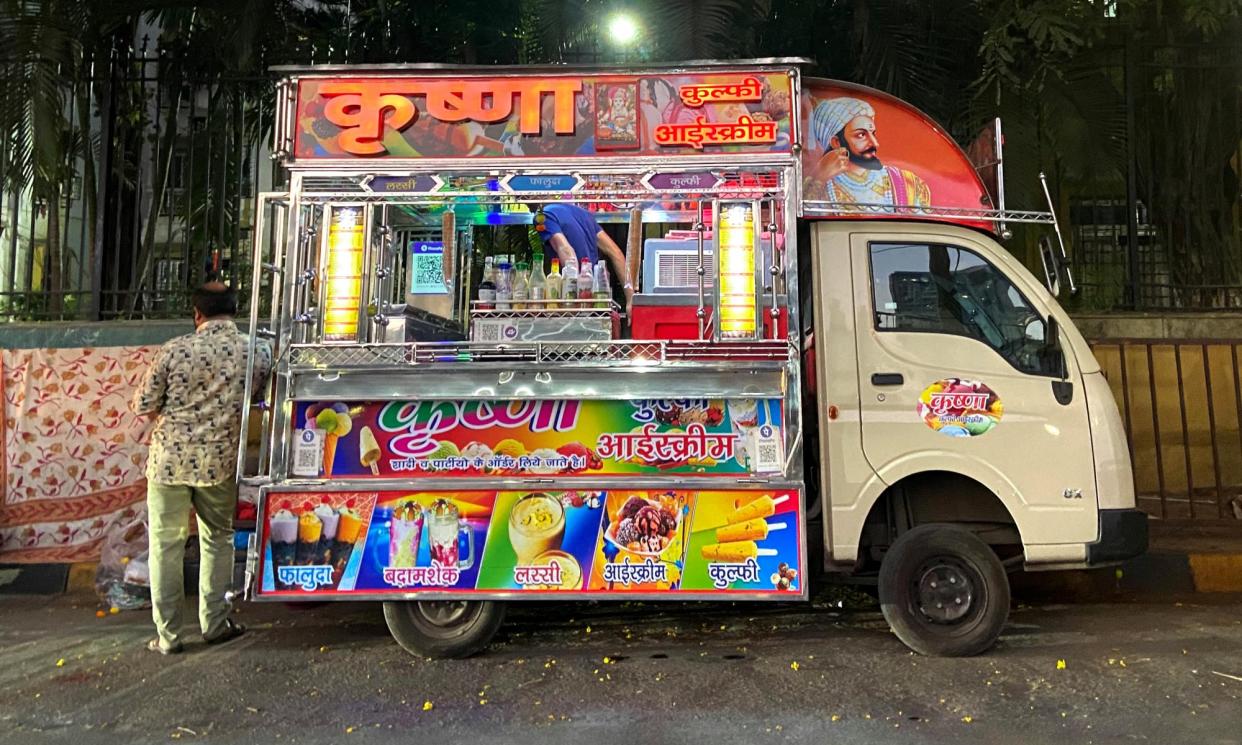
left=1092, top=339, right=1242, bottom=523
left=0, top=40, right=282, bottom=321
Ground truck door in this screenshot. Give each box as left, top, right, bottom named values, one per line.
left=849, top=229, right=1098, bottom=545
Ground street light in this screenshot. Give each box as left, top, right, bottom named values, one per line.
left=607, top=13, right=640, bottom=46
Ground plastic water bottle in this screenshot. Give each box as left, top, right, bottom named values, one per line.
left=577, top=260, right=594, bottom=301
left=563, top=264, right=577, bottom=307
left=593, top=261, right=611, bottom=309
left=495, top=261, right=512, bottom=310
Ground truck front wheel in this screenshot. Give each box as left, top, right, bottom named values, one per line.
left=878, top=524, right=1009, bottom=657
left=383, top=600, right=505, bottom=659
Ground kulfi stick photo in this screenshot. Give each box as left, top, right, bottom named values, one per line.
left=699, top=541, right=778, bottom=562
left=715, top=520, right=787, bottom=543
left=722, top=494, right=789, bottom=526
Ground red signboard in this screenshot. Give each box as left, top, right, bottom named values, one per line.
left=292, top=70, right=796, bottom=160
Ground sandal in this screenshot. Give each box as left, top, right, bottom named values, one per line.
left=204, top=618, right=247, bottom=646
left=147, top=638, right=184, bottom=655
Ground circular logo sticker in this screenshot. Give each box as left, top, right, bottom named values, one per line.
left=301, top=429, right=316, bottom=443
left=916, top=378, right=1003, bottom=437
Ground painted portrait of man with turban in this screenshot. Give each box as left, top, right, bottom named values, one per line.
left=806, top=96, right=931, bottom=209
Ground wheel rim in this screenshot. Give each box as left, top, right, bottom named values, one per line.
left=414, top=600, right=474, bottom=628
left=912, top=557, right=982, bottom=626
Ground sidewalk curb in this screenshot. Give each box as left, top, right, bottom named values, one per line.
left=0, top=564, right=70, bottom=594
left=1186, top=554, right=1242, bottom=593
left=1013, top=550, right=1242, bottom=600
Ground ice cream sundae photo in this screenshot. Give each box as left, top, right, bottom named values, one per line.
left=604, top=493, right=684, bottom=556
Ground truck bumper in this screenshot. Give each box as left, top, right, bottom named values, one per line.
left=1086, top=508, right=1149, bottom=566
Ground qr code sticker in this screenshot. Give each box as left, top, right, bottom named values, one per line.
left=750, top=429, right=783, bottom=473
left=412, top=255, right=445, bottom=289
left=292, top=429, right=322, bottom=477
left=473, top=321, right=503, bottom=343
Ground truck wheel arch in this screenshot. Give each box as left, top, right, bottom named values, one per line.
left=844, top=469, right=1025, bottom=572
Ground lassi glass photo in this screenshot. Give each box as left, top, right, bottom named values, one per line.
left=508, top=493, right=565, bottom=564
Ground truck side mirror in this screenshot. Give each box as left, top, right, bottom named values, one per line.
left=1046, top=315, right=1067, bottom=381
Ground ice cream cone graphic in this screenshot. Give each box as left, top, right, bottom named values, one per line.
left=313, top=405, right=353, bottom=478
left=323, top=434, right=339, bottom=477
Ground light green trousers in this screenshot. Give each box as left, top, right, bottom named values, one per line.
left=147, top=480, right=237, bottom=647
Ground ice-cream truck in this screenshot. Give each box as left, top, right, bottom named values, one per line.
left=241, top=58, right=1147, bottom=658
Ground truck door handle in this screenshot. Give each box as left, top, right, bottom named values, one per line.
left=871, top=373, right=904, bottom=386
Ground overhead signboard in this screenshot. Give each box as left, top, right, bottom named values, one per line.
left=289, top=69, right=797, bottom=161
left=361, top=174, right=442, bottom=193
left=644, top=171, right=722, bottom=191
left=502, top=174, right=583, bottom=193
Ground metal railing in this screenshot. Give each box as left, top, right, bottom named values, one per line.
left=285, top=339, right=794, bottom=370
left=1091, top=339, right=1242, bottom=523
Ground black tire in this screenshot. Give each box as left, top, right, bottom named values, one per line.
left=383, top=600, right=505, bottom=659
left=878, top=524, right=1010, bottom=657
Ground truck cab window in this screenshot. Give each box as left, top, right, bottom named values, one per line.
left=870, top=243, right=1054, bottom=376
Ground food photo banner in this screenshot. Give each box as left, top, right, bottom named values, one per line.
left=291, top=70, right=796, bottom=160
left=290, top=398, right=785, bottom=479
left=257, top=487, right=803, bottom=598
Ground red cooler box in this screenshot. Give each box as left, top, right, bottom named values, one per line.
left=631, top=293, right=788, bottom=340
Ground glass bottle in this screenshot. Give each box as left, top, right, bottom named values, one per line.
left=512, top=260, right=530, bottom=310
left=577, top=260, right=594, bottom=301
left=529, top=251, right=547, bottom=308
left=546, top=259, right=563, bottom=307
left=477, top=255, right=496, bottom=310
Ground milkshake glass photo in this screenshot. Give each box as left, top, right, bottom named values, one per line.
left=389, top=500, right=425, bottom=568
left=427, top=498, right=475, bottom=569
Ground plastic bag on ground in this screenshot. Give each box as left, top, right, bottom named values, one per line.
left=95, top=508, right=152, bottom=610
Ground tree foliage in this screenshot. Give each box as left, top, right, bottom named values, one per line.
left=1, top=0, right=1239, bottom=313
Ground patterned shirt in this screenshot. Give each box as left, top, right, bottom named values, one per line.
left=132, top=319, right=272, bottom=486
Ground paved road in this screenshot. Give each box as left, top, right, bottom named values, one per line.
left=1, top=590, right=1240, bottom=745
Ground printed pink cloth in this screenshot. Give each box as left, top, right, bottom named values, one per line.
left=1, top=346, right=157, bottom=563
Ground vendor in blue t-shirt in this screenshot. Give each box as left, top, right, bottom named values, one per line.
left=531, top=203, right=634, bottom=311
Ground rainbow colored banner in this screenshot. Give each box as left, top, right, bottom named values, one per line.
left=258, top=487, right=802, bottom=598
left=291, top=398, right=785, bottom=479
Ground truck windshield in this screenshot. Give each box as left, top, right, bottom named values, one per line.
left=870, top=243, right=1055, bottom=376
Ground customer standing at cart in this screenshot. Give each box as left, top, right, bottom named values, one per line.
left=132, top=282, right=272, bottom=655
left=532, top=203, right=635, bottom=313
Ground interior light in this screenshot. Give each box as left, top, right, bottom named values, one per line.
left=323, top=207, right=364, bottom=341
left=718, top=203, right=757, bottom=337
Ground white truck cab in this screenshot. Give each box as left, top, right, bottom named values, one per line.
left=807, top=220, right=1147, bottom=655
